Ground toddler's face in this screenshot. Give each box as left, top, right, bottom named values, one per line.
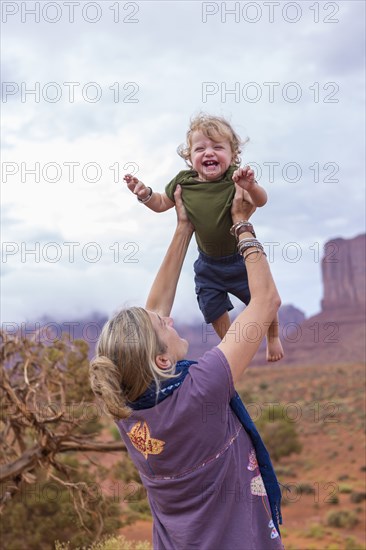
left=190, top=130, right=233, bottom=182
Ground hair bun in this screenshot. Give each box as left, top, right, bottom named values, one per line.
left=89, top=355, right=130, bottom=419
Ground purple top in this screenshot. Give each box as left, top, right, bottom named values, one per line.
left=117, top=347, right=284, bottom=550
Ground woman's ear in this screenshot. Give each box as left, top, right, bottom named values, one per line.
left=155, top=354, right=172, bottom=370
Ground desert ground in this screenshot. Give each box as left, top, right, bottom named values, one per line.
left=115, top=361, right=366, bottom=550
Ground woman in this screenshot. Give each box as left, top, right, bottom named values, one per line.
left=90, top=185, right=284, bottom=550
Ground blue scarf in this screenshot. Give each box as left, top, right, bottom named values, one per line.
left=129, top=359, right=282, bottom=533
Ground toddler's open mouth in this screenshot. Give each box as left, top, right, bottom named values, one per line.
left=202, top=160, right=219, bottom=167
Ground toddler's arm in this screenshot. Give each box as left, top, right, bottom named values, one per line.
left=232, top=166, right=267, bottom=207
left=124, top=174, right=175, bottom=213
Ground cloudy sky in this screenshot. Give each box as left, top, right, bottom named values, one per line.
left=2, top=0, right=365, bottom=327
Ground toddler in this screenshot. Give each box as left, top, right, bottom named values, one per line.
left=124, top=114, right=283, bottom=361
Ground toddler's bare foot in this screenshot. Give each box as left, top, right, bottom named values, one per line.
left=266, top=337, right=284, bottom=362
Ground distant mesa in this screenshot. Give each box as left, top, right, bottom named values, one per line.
left=273, top=233, right=366, bottom=366
left=182, top=233, right=366, bottom=366
left=321, top=234, right=365, bottom=313
left=278, top=304, right=306, bottom=329
left=10, top=235, right=365, bottom=367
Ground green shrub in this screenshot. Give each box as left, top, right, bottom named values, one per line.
left=326, top=510, right=359, bottom=528
left=255, top=404, right=303, bottom=462
left=238, top=389, right=253, bottom=404
left=1, top=331, right=143, bottom=549
left=274, top=465, right=296, bottom=477
left=344, top=536, right=365, bottom=550
left=113, top=454, right=142, bottom=484
left=350, top=491, right=366, bottom=503
left=55, top=535, right=152, bottom=550
left=111, top=454, right=151, bottom=522
left=328, top=493, right=339, bottom=504
left=338, top=483, right=353, bottom=494
left=305, top=523, right=324, bottom=539
left=298, top=483, right=316, bottom=495
left=128, top=499, right=152, bottom=517
left=110, top=424, right=121, bottom=441
left=1, top=471, right=122, bottom=549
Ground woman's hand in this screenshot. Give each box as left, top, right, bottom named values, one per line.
left=174, top=185, right=194, bottom=233
left=231, top=183, right=257, bottom=224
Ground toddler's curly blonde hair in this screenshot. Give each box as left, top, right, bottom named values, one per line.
left=177, top=113, right=248, bottom=168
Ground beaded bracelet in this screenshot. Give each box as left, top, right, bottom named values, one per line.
left=137, top=187, right=153, bottom=204
left=237, top=239, right=264, bottom=256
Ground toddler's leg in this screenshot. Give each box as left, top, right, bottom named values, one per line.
left=212, top=311, right=231, bottom=339
left=266, top=313, right=284, bottom=362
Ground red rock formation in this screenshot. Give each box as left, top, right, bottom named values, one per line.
left=321, top=234, right=365, bottom=312
left=255, top=233, right=366, bottom=365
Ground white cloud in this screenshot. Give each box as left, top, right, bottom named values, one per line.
left=1, top=0, right=365, bottom=324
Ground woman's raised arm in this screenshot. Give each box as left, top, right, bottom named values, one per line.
left=218, top=185, right=281, bottom=384
left=145, top=185, right=194, bottom=317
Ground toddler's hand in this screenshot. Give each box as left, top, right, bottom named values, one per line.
left=124, top=174, right=150, bottom=201
left=232, top=166, right=256, bottom=191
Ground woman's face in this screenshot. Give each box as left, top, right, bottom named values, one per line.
left=147, top=311, right=189, bottom=366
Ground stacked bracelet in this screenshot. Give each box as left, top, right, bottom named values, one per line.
left=244, top=249, right=266, bottom=261
left=137, top=187, right=153, bottom=204
left=230, top=220, right=256, bottom=240
left=237, top=238, right=263, bottom=255
left=230, top=219, right=266, bottom=261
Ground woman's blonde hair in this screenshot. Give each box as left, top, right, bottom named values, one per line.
left=177, top=113, right=248, bottom=168
left=89, top=307, right=175, bottom=420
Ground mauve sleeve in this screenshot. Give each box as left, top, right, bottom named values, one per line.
left=185, top=347, right=236, bottom=406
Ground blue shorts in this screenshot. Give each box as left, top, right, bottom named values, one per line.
left=194, top=249, right=251, bottom=324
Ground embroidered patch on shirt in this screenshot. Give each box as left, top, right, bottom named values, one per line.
left=250, top=474, right=267, bottom=496
left=247, top=448, right=258, bottom=471
left=127, top=420, right=165, bottom=459
left=268, top=519, right=279, bottom=539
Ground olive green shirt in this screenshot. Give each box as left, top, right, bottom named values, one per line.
left=165, top=166, right=237, bottom=257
